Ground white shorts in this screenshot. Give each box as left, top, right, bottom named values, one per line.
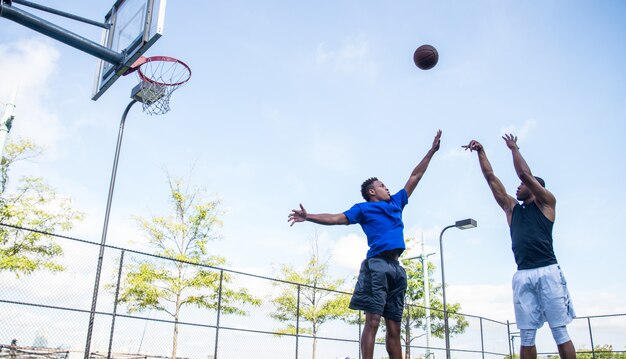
left=512, top=264, right=576, bottom=329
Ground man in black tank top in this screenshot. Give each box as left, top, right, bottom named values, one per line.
left=464, top=134, right=577, bottom=359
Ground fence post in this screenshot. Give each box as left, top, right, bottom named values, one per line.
left=587, top=317, right=595, bottom=359
left=507, top=320, right=512, bottom=358
left=213, top=270, right=224, bottom=359
left=479, top=317, right=485, bottom=359
left=295, top=284, right=301, bottom=359
left=406, top=302, right=411, bottom=359
left=107, top=250, right=125, bottom=359
left=358, top=311, right=362, bottom=359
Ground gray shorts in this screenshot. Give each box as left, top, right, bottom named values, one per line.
left=349, top=256, right=407, bottom=322
left=513, top=264, right=576, bottom=329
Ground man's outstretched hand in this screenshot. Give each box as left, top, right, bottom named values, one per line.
left=462, top=140, right=483, bottom=152
left=288, top=204, right=307, bottom=226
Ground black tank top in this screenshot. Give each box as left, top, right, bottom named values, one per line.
left=509, top=202, right=557, bottom=270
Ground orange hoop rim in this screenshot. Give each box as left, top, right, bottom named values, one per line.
left=125, top=56, right=192, bottom=87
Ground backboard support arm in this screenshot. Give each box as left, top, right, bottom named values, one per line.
left=11, top=0, right=110, bottom=29
left=0, top=2, right=123, bottom=65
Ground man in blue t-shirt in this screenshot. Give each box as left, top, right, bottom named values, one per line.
left=464, top=134, right=576, bottom=359
left=288, top=130, right=441, bottom=359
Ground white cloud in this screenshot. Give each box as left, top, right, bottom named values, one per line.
left=0, top=38, right=65, bottom=155
left=501, top=119, right=537, bottom=140
left=314, top=31, right=378, bottom=79
left=403, top=235, right=440, bottom=265
left=448, top=283, right=514, bottom=321
left=442, top=145, right=470, bottom=160
left=574, top=288, right=626, bottom=317
left=331, top=233, right=368, bottom=271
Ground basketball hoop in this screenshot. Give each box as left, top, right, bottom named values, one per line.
left=125, top=56, right=191, bottom=115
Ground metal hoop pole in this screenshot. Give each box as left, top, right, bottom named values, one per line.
left=84, top=99, right=138, bottom=359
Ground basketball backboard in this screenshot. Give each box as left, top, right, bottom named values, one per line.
left=92, top=0, right=166, bottom=100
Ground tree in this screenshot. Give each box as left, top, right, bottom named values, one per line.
left=271, top=239, right=352, bottom=359
left=114, top=175, right=261, bottom=359
left=559, top=345, right=626, bottom=359
left=0, top=139, right=83, bottom=276
left=380, top=237, right=469, bottom=359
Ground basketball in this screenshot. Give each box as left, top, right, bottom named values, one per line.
left=413, top=44, right=439, bottom=70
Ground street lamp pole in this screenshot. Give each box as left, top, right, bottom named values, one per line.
left=440, top=218, right=477, bottom=359
left=421, top=237, right=434, bottom=359
left=0, top=88, right=17, bottom=160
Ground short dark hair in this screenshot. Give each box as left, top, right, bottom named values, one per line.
left=361, top=177, right=378, bottom=201
left=534, top=176, right=546, bottom=188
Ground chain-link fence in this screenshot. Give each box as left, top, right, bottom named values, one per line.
left=1, top=224, right=624, bottom=359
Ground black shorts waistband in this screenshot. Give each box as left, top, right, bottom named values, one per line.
left=374, top=248, right=404, bottom=261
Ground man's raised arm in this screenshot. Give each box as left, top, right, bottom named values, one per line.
left=288, top=204, right=348, bottom=226
left=502, top=134, right=556, bottom=212
left=404, top=130, right=442, bottom=198
left=464, top=140, right=517, bottom=224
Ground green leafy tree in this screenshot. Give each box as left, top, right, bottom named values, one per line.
left=114, top=175, right=261, bottom=359
left=0, top=139, right=83, bottom=276
left=271, top=240, right=352, bottom=359
left=556, top=345, right=626, bottom=359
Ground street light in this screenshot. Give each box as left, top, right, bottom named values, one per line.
left=403, top=236, right=436, bottom=359
left=440, top=218, right=477, bottom=359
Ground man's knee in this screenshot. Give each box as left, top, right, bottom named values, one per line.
left=384, top=318, right=401, bottom=338
left=364, top=313, right=382, bottom=330
left=551, top=326, right=571, bottom=345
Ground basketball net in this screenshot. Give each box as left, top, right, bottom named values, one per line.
left=127, top=56, right=191, bottom=115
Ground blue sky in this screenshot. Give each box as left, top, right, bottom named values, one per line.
left=1, top=0, right=626, bottom=355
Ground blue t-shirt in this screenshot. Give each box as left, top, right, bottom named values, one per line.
left=343, top=189, right=408, bottom=258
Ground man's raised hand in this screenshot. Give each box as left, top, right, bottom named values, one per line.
left=502, top=134, right=519, bottom=150
left=431, top=130, right=442, bottom=152
left=462, top=140, right=483, bottom=152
